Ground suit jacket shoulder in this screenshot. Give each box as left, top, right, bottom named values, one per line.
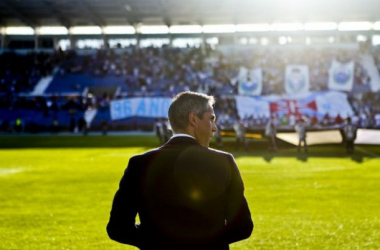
left=207, top=147, right=233, bottom=159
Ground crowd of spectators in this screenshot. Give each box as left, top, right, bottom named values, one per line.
left=56, top=44, right=237, bottom=97
left=228, top=48, right=372, bottom=95
left=0, top=50, right=65, bottom=95
left=1, top=44, right=380, bottom=133
left=215, top=96, right=380, bottom=133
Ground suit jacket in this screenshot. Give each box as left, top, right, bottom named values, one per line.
left=107, top=136, right=253, bottom=250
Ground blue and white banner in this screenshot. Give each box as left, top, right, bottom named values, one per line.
left=328, top=59, right=355, bottom=92
left=110, top=97, right=171, bottom=120
left=238, top=67, right=262, bottom=96
left=360, top=55, right=380, bottom=92
left=285, top=65, right=310, bottom=95
left=235, top=95, right=270, bottom=118
left=315, top=91, right=354, bottom=118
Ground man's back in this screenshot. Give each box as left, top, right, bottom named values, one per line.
left=107, top=137, right=253, bottom=250
left=107, top=91, right=253, bottom=250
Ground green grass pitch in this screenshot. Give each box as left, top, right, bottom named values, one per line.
left=0, top=135, right=380, bottom=250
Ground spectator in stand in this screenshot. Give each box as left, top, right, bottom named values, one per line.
left=295, top=118, right=308, bottom=153
left=3, top=46, right=380, bottom=134
left=311, top=114, right=319, bottom=127
left=334, top=114, right=343, bottom=125
left=322, top=113, right=331, bottom=126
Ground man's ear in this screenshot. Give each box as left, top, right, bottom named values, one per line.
left=188, top=112, right=197, bottom=127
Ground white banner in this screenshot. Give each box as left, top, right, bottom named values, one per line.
left=238, top=67, right=262, bottom=96
left=110, top=97, right=171, bottom=120
left=360, top=55, right=380, bottom=92
left=285, top=65, right=310, bottom=95
left=235, top=96, right=270, bottom=118
left=315, top=91, right=354, bottom=118
left=237, top=66, right=248, bottom=86
left=328, top=59, right=355, bottom=91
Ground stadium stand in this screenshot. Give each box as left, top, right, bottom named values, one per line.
left=1, top=44, right=380, bottom=134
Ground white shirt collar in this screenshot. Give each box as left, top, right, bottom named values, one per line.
left=171, top=133, right=195, bottom=140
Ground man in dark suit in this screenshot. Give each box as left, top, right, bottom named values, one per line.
left=107, top=91, right=253, bottom=250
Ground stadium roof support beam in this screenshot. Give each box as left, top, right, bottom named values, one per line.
left=40, top=0, right=72, bottom=29
left=1, top=0, right=39, bottom=28
left=1, top=33, right=5, bottom=50
left=121, top=1, right=140, bottom=26
left=0, top=16, right=5, bottom=26
left=76, top=0, right=106, bottom=27
left=124, top=14, right=138, bottom=26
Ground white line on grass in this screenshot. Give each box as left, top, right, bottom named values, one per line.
left=0, top=168, right=24, bottom=176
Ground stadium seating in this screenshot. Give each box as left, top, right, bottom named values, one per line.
left=1, top=46, right=380, bottom=133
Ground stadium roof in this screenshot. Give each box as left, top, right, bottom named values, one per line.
left=1, top=0, right=380, bottom=28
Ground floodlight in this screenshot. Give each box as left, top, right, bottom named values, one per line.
left=70, top=26, right=102, bottom=35
left=271, top=23, right=303, bottom=31
left=304, top=22, right=337, bottom=31
left=103, top=26, right=135, bottom=34
left=6, top=27, right=35, bottom=35
left=38, top=26, right=69, bottom=35
left=140, top=26, right=169, bottom=34
left=338, top=22, right=372, bottom=31
left=169, top=25, right=202, bottom=34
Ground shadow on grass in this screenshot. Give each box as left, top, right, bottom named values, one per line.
left=0, top=135, right=161, bottom=149
left=216, top=141, right=369, bottom=163
left=236, top=150, right=364, bottom=163
left=0, top=135, right=374, bottom=163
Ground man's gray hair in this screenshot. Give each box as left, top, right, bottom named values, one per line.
left=168, top=91, right=215, bottom=133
